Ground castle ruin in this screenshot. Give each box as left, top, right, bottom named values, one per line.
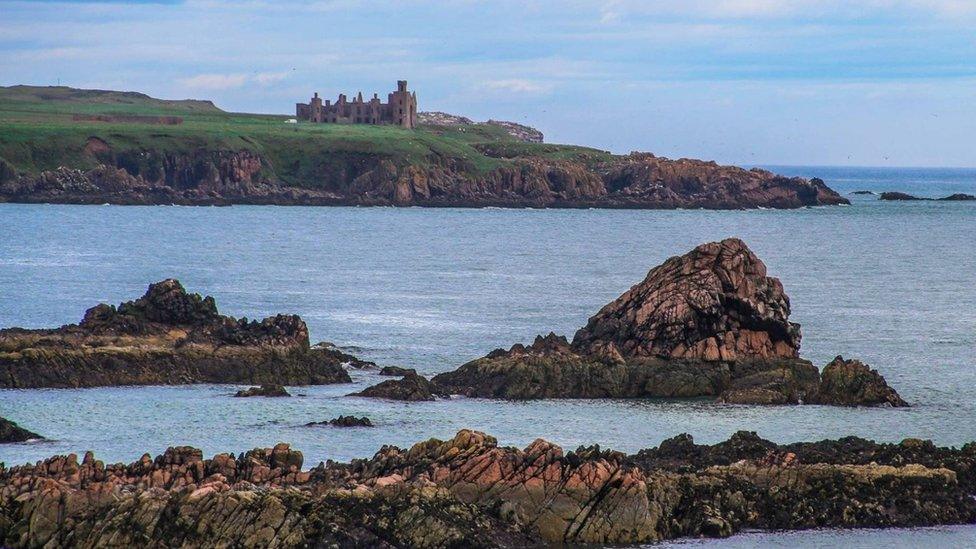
left=295, top=80, right=417, bottom=128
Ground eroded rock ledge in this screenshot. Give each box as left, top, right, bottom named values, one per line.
left=0, top=279, right=368, bottom=388
left=433, top=239, right=904, bottom=406
left=2, top=429, right=974, bottom=547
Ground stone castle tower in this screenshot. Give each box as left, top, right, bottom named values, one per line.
left=296, top=80, right=417, bottom=128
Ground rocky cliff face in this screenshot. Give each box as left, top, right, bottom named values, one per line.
left=2, top=429, right=974, bottom=547
left=434, top=239, right=904, bottom=406
left=0, top=145, right=848, bottom=209
left=0, top=279, right=366, bottom=388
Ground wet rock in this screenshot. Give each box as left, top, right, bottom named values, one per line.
left=0, top=279, right=364, bottom=388
left=851, top=190, right=876, bottom=195
left=813, top=356, right=908, bottom=407
left=234, top=384, right=291, bottom=398
left=352, top=372, right=445, bottom=401
left=307, top=415, right=374, bottom=428
left=0, top=417, right=43, bottom=443
left=379, top=365, right=417, bottom=376
left=939, top=193, right=976, bottom=201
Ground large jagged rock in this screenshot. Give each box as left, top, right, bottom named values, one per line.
left=2, top=430, right=974, bottom=547
left=0, top=279, right=368, bottom=388
left=435, top=240, right=903, bottom=406
left=813, top=356, right=908, bottom=407
left=573, top=238, right=800, bottom=361
left=0, top=417, right=42, bottom=443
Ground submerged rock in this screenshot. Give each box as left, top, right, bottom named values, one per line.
left=352, top=372, right=445, bottom=401
left=0, top=279, right=367, bottom=388
left=2, top=429, right=974, bottom=547
left=0, top=417, right=42, bottom=443
left=234, top=384, right=291, bottom=398
left=306, top=415, right=374, bottom=428
left=434, top=239, right=903, bottom=407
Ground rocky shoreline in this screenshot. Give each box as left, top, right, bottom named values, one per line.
left=2, top=429, right=974, bottom=547
left=0, top=152, right=849, bottom=210
left=0, top=279, right=369, bottom=388
left=433, top=239, right=904, bottom=406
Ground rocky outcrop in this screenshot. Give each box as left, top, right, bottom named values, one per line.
left=814, top=356, right=908, bottom=407
left=0, top=417, right=42, bottom=443
left=352, top=372, right=446, bottom=401
left=574, top=238, right=800, bottom=361
left=2, top=430, right=975, bottom=547
left=434, top=239, right=903, bottom=406
left=234, top=384, right=291, bottom=398
left=306, top=415, right=374, bottom=427
left=0, top=279, right=365, bottom=388
left=941, top=193, right=976, bottom=201
left=418, top=111, right=544, bottom=142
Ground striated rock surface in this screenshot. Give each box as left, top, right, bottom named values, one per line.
left=0, top=279, right=366, bottom=388
left=574, top=238, right=800, bottom=361
left=435, top=239, right=903, bottom=406
left=234, top=384, right=291, bottom=398
left=2, top=430, right=975, bottom=547
left=814, top=356, right=908, bottom=407
left=0, top=417, right=42, bottom=443
left=352, top=372, right=446, bottom=401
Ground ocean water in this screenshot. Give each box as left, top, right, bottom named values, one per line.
left=1, top=165, right=975, bottom=547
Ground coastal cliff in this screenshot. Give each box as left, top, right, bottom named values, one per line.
left=433, top=239, right=904, bottom=406
left=2, top=430, right=974, bottom=547
left=0, top=279, right=365, bottom=388
left=0, top=85, right=848, bottom=209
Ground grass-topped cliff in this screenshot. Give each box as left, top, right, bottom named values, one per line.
left=0, top=85, right=847, bottom=208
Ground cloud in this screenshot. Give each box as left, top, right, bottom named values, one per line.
left=178, top=71, right=292, bottom=90
left=482, top=79, right=554, bottom=94
left=178, top=73, right=249, bottom=90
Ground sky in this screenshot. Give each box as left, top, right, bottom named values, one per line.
left=2, top=0, right=975, bottom=167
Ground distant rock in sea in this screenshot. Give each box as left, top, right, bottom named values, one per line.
left=0, top=417, right=43, bottom=443
left=0, top=279, right=368, bottom=388
left=434, top=238, right=905, bottom=407
left=880, top=191, right=924, bottom=200
left=880, top=191, right=976, bottom=201
left=306, top=415, right=374, bottom=428
left=352, top=372, right=446, bottom=401
left=851, top=190, right=876, bottom=195
left=234, top=384, right=291, bottom=398
left=378, top=366, right=417, bottom=376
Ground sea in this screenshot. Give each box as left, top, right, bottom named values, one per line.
left=1, top=165, right=974, bottom=547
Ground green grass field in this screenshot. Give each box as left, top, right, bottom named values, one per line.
left=0, top=85, right=612, bottom=182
